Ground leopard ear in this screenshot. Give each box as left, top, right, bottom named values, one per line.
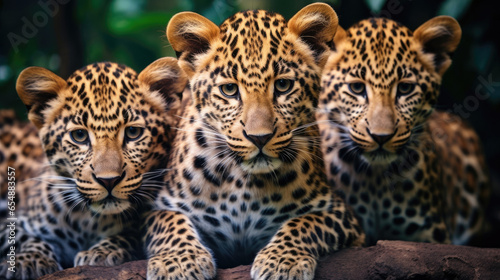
left=138, top=57, right=188, bottom=116
left=331, top=26, right=347, bottom=52
left=166, top=12, right=219, bottom=78
left=413, top=16, right=461, bottom=75
left=323, top=26, right=348, bottom=71
left=288, top=2, right=339, bottom=67
left=16, top=67, right=66, bottom=129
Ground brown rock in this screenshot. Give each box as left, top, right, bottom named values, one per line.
left=39, top=241, right=500, bottom=280
left=38, top=260, right=147, bottom=280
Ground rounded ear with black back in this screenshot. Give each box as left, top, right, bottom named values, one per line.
left=288, top=2, right=339, bottom=68
left=16, top=67, right=66, bottom=128
left=166, top=12, right=219, bottom=78
left=413, top=15, right=461, bottom=76
left=331, top=26, right=347, bottom=52
left=138, top=57, right=188, bottom=117
left=323, top=25, right=347, bottom=70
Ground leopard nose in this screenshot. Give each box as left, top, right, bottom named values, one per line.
left=93, top=172, right=125, bottom=192
left=243, top=131, right=274, bottom=150
left=367, top=129, right=396, bottom=146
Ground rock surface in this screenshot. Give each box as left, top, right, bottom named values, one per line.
left=39, top=241, right=500, bottom=280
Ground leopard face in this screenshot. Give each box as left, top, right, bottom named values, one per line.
left=316, top=16, right=491, bottom=246
left=16, top=58, right=187, bottom=215
left=169, top=9, right=336, bottom=174
left=318, top=17, right=461, bottom=165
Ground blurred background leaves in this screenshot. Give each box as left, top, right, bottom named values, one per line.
left=1, top=0, right=500, bottom=243
left=364, top=0, right=386, bottom=13
left=438, top=0, right=472, bottom=19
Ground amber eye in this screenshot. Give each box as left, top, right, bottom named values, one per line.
left=348, top=82, right=366, bottom=97
left=219, top=83, right=239, bottom=98
left=70, top=129, right=89, bottom=144
left=274, top=79, right=294, bottom=95
left=397, top=83, right=415, bottom=96
left=125, top=127, right=144, bottom=141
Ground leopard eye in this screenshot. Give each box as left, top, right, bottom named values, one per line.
left=219, top=83, right=239, bottom=98
left=70, top=129, right=89, bottom=144
left=397, top=83, right=415, bottom=96
left=348, top=82, right=366, bottom=97
left=125, top=127, right=144, bottom=141
left=274, top=79, right=294, bottom=95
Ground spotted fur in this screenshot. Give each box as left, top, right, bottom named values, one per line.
left=0, top=58, right=187, bottom=279
left=0, top=110, right=45, bottom=217
left=317, top=16, right=490, bottom=245
left=144, top=3, right=364, bottom=280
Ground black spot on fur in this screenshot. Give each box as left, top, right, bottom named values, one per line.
left=195, top=128, right=207, bottom=147
left=203, top=215, right=220, bottom=227
left=292, top=188, right=306, bottom=199
left=194, top=156, right=206, bottom=169
left=278, top=171, right=297, bottom=187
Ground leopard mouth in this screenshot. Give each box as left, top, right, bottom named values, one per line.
left=241, top=152, right=282, bottom=174
left=364, top=148, right=398, bottom=163
left=362, top=139, right=407, bottom=165
left=89, top=196, right=132, bottom=215
left=342, top=136, right=398, bottom=166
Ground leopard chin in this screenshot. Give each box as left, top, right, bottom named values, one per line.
left=90, top=199, right=131, bottom=215
left=241, top=155, right=282, bottom=174
left=359, top=147, right=400, bottom=167
left=350, top=138, right=400, bottom=166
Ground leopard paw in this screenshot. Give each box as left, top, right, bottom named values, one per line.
left=251, top=247, right=317, bottom=280
left=74, top=247, right=133, bottom=267
left=0, top=252, right=61, bottom=280
left=147, top=247, right=216, bottom=280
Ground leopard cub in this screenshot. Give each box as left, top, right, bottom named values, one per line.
left=317, top=16, right=490, bottom=245
left=0, top=58, right=187, bottom=279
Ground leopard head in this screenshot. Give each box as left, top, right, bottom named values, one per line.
left=168, top=3, right=338, bottom=173
left=16, top=58, right=187, bottom=214
left=318, top=16, right=461, bottom=164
